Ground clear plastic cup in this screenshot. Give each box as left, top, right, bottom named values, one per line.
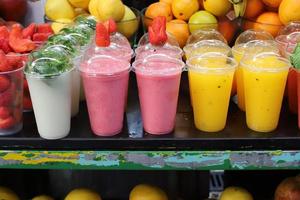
left=80, top=55, right=130, bottom=136
left=241, top=53, right=290, bottom=132
left=132, top=54, right=185, bottom=134
left=187, top=52, right=237, bottom=132
left=138, top=32, right=180, bottom=48
left=25, top=57, right=74, bottom=139
left=0, top=66, right=24, bottom=135
left=71, top=55, right=82, bottom=117
left=232, top=39, right=279, bottom=111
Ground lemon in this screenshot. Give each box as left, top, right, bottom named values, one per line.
left=45, top=0, right=76, bottom=21
left=188, top=10, right=218, bottom=33
left=88, top=0, right=100, bottom=19
left=0, top=186, right=19, bottom=200
left=32, top=195, right=54, bottom=200
left=203, top=0, right=232, bottom=17
left=97, top=0, right=125, bottom=22
left=220, top=187, right=253, bottom=200
left=68, top=0, right=90, bottom=10
left=172, top=0, right=199, bottom=21
left=117, top=6, right=138, bottom=38
left=129, top=184, right=168, bottom=200
left=51, top=18, right=74, bottom=34
left=65, top=188, right=102, bottom=200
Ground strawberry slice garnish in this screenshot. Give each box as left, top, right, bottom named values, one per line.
left=103, top=19, right=117, bottom=34
left=0, top=75, right=10, bottom=93
left=0, top=38, right=13, bottom=54
left=9, top=24, right=36, bottom=53
left=149, top=16, right=168, bottom=46
left=96, top=22, right=110, bottom=47
left=22, top=23, right=36, bottom=39
left=0, top=26, right=9, bottom=39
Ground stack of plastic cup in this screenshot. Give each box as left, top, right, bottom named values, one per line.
left=276, top=22, right=300, bottom=114
left=241, top=53, right=290, bottom=132
left=80, top=55, right=130, bottom=136
left=25, top=48, right=74, bottom=139
left=135, top=33, right=183, bottom=60
left=132, top=54, right=185, bottom=135
left=187, top=52, right=237, bottom=132
left=232, top=30, right=279, bottom=111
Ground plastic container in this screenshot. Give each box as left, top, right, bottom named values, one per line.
left=0, top=65, right=24, bottom=135
left=132, top=54, right=185, bottom=134
left=232, top=30, right=279, bottom=111
left=187, top=52, right=237, bottom=132
left=25, top=56, right=74, bottom=139
left=185, top=29, right=227, bottom=46
left=241, top=53, right=290, bottom=132
left=80, top=55, right=130, bottom=136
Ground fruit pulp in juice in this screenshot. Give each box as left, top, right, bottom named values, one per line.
left=189, top=60, right=234, bottom=132
left=243, top=56, right=288, bottom=132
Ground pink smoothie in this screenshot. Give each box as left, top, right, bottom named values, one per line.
left=133, top=56, right=184, bottom=134
left=80, top=56, right=130, bottom=136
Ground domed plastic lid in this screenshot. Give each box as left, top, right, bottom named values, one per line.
left=183, top=40, right=231, bottom=58
left=278, top=21, right=300, bottom=36
left=132, top=54, right=185, bottom=75
left=135, top=44, right=182, bottom=60
left=80, top=55, right=130, bottom=76
left=186, top=29, right=227, bottom=46
left=137, top=33, right=179, bottom=48
left=235, top=29, right=274, bottom=45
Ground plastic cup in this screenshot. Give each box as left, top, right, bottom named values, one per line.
left=71, top=55, right=82, bottom=117
left=0, top=66, right=24, bottom=135
left=135, top=45, right=183, bottom=60
left=296, top=69, right=300, bottom=128
left=80, top=55, right=130, bottom=136
left=232, top=40, right=279, bottom=111
left=25, top=58, right=74, bottom=139
left=132, top=54, right=185, bottom=135
left=241, top=53, right=290, bottom=132
left=187, top=52, right=237, bottom=132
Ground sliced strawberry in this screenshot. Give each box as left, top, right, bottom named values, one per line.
left=22, top=23, right=36, bottom=39
left=0, top=106, right=11, bottom=119
left=0, top=83, right=14, bottom=106
left=0, top=26, right=9, bottom=39
left=37, top=24, right=54, bottom=34
left=0, top=38, right=12, bottom=54
left=96, top=23, right=110, bottom=47
left=0, top=116, right=15, bottom=129
left=9, top=24, right=36, bottom=53
left=23, top=96, right=32, bottom=110
left=0, top=50, right=13, bottom=72
left=6, top=52, right=26, bottom=70
left=0, top=75, right=11, bottom=93
left=103, top=19, right=117, bottom=34
left=32, top=32, right=52, bottom=42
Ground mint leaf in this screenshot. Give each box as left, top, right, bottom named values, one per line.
left=291, top=43, right=300, bottom=69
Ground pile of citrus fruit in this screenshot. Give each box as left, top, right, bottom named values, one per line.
left=243, top=0, right=300, bottom=37
left=144, top=0, right=237, bottom=47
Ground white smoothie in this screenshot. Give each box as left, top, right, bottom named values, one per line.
left=26, top=71, right=72, bottom=139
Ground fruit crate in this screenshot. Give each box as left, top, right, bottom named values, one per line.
left=0, top=73, right=299, bottom=170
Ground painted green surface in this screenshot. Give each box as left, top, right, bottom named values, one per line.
left=0, top=150, right=299, bottom=170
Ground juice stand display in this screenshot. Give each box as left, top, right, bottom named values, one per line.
left=1, top=0, right=300, bottom=199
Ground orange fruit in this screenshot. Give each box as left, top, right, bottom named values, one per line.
left=171, top=0, right=199, bottom=21
left=279, top=0, right=300, bottom=25
left=144, top=2, right=173, bottom=28
left=254, top=12, right=283, bottom=37
left=218, top=16, right=236, bottom=44
left=145, top=2, right=173, bottom=21
left=244, top=0, right=264, bottom=19
left=166, top=19, right=190, bottom=47
left=160, top=0, right=173, bottom=5
left=262, top=0, right=282, bottom=8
